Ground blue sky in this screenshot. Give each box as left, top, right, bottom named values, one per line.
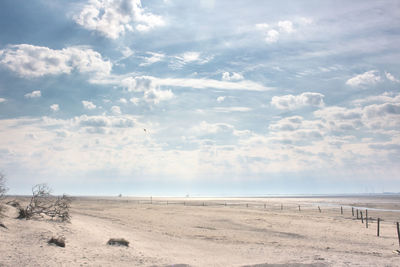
left=1, top=0, right=400, bottom=195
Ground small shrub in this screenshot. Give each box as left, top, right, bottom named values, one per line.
left=0, top=172, right=8, bottom=218
left=20, top=184, right=71, bottom=222
left=17, top=208, right=30, bottom=219
left=107, top=238, right=129, bottom=247
left=48, top=236, right=65, bottom=247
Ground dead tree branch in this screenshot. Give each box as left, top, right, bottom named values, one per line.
left=19, top=184, right=71, bottom=222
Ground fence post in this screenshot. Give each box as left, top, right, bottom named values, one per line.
left=318, top=206, right=321, bottom=213
left=377, top=218, right=380, bottom=237
left=341, top=206, right=343, bottom=215
left=264, top=203, right=266, bottom=209
left=366, top=210, right=368, bottom=228
left=352, top=207, right=354, bottom=216
left=360, top=211, right=364, bottom=223
left=397, top=222, right=400, bottom=247
left=357, top=209, right=359, bottom=219
left=298, top=205, right=301, bottom=212
left=246, top=203, right=248, bottom=208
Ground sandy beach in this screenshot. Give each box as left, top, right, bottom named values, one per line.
left=1, top=196, right=400, bottom=266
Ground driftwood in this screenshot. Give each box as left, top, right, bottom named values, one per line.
left=18, top=184, right=71, bottom=222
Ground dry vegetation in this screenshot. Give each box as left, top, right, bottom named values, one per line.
left=17, top=184, right=71, bottom=222
left=107, top=238, right=130, bottom=247
left=48, top=236, right=66, bottom=248
left=0, top=172, right=7, bottom=219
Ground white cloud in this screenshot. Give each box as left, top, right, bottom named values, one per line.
left=119, top=98, right=128, bottom=104
left=364, top=103, right=400, bottom=118
left=75, top=114, right=135, bottom=128
left=179, top=51, right=200, bottom=63
left=24, top=90, right=41, bottom=98
left=266, top=29, right=279, bottom=43
left=170, top=51, right=213, bottom=69
left=352, top=92, right=400, bottom=106
left=140, top=52, right=165, bottom=66
left=278, top=20, right=294, bottom=33
left=111, top=105, right=122, bottom=115
left=97, top=75, right=273, bottom=92
left=222, top=72, right=243, bottom=81
left=153, top=77, right=269, bottom=91
left=315, top=94, right=400, bottom=132
left=257, top=19, right=297, bottom=44
left=0, top=44, right=111, bottom=78
left=269, top=116, right=304, bottom=132
left=82, top=100, right=97, bottom=110
left=144, top=88, right=174, bottom=104
left=0, top=98, right=6, bottom=103
left=191, top=121, right=235, bottom=135
left=385, top=71, right=399, bottom=83
left=271, top=92, right=325, bottom=110
left=216, top=96, right=225, bottom=103
left=121, top=47, right=134, bottom=58
left=346, top=70, right=381, bottom=87
left=130, top=97, right=140, bottom=105
left=213, top=107, right=251, bottom=112
left=50, top=104, right=59, bottom=112
left=74, top=0, right=165, bottom=39
left=255, top=23, right=269, bottom=30
left=299, top=17, right=313, bottom=25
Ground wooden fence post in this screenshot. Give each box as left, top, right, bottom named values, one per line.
left=298, top=205, right=301, bottom=211
left=246, top=203, right=248, bottom=208
left=366, top=210, right=368, bottom=228
left=318, top=206, right=321, bottom=213
left=341, top=206, right=343, bottom=215
left=352, top=207, right=354, bottom=216
left=360, top=211, right=364, bottom=223
left=357, top=209, right=359, bottom=219
left=377, top=218, right=380, bottom=237
left=397, top=222, right=400, bottom=247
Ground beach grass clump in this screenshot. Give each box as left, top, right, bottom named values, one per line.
left=48, top=236, right=66, bottom=247
left=107, top=238, right=129, bottom=247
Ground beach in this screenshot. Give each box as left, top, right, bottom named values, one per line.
left=1, top=196, right=400, bottom=266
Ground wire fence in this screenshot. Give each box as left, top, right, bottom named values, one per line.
left=121, top=197, right=400, bottom=245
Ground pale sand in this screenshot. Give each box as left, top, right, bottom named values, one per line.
left=1, top=196, right=400, bottom=266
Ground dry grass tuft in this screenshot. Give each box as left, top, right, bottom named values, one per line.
left=107, top=238, right=129, bottom=247
left=48, top=236, right=66, bottom=247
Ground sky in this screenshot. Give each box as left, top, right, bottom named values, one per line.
left=0, top=0, right=400, bottom=196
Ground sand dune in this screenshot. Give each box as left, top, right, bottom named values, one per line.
left=1, top=196, right=400, bottom=266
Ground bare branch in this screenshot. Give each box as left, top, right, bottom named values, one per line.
left=19, top=184, right=71, bottom=222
